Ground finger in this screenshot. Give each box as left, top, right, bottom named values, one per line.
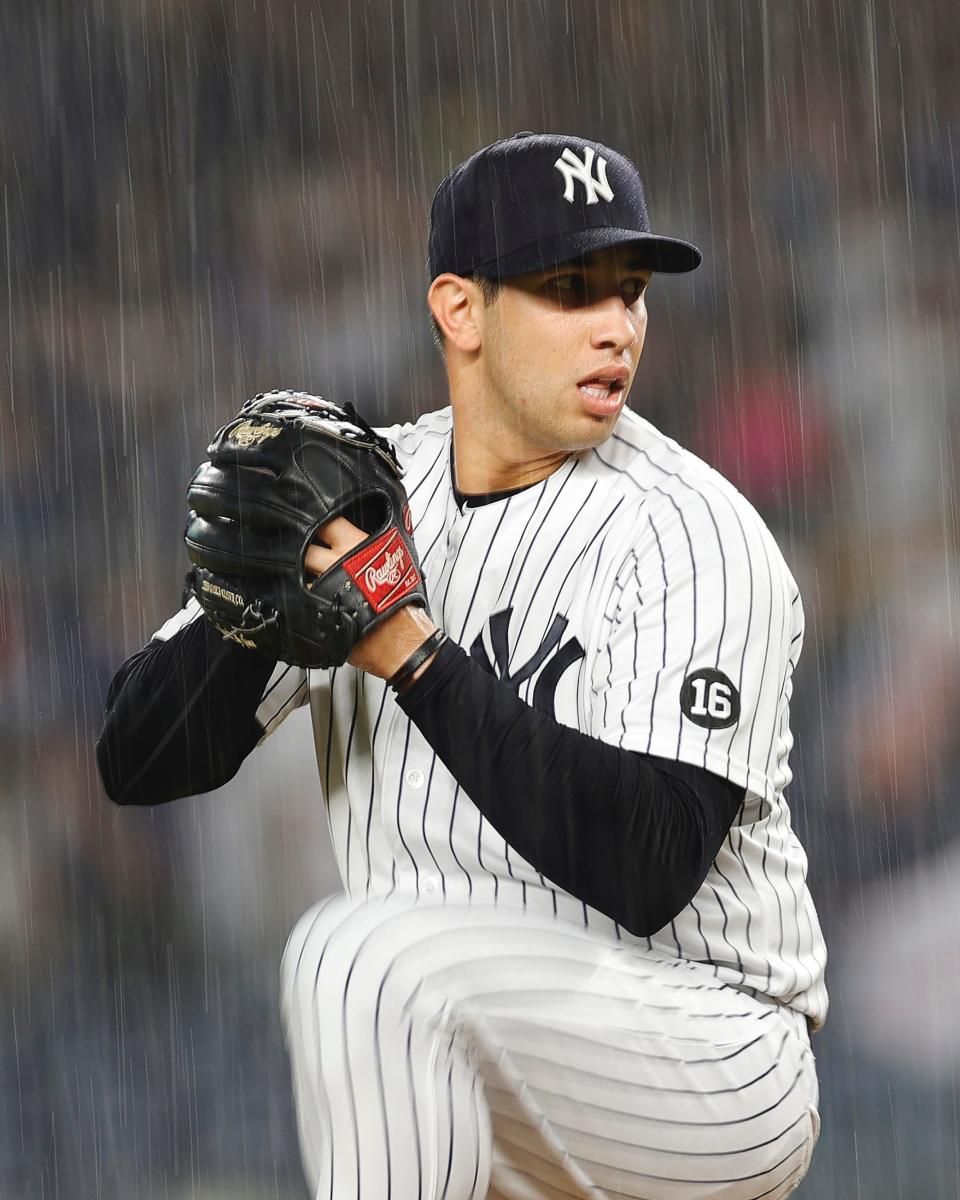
left=316, top=515, right=368, bottom=554
left=304, top=543, right=334, bottom=576
left=305, top=516, right=370, bottom=579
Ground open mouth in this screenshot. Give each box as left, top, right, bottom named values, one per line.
left=577, top=371, right=628, bottom=414
left=578, top=379, right=624, bottom=401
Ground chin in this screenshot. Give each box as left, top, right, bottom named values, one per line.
left=555, top=416, right=620, bottom=454
left=580, top=405, right=624, bottom=436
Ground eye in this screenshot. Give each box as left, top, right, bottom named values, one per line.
left=621, top=277, right=648, bottom=305
left=543, top=273, right=589, bottom=308
left=546, top=273, right=586, bottom=294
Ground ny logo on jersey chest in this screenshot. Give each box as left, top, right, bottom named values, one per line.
left=470, top=607, right=585, bottom=716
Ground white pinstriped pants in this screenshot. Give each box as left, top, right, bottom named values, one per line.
left=280, top=895, right=819, bottom=1200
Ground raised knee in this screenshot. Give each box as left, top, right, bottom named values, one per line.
left=280, top=894, right=353, bottom=1021
left=280, top=897, right=453, bottom=1049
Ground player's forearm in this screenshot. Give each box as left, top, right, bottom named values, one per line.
left=96, top=616, right=276, bottom=805
left=397, top=639, right=744, bottom=936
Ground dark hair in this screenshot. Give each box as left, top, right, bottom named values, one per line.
left=431, top=275, right=501, bottom=357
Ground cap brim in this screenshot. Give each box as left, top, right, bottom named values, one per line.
left=472, top=227, right=702, bottom=278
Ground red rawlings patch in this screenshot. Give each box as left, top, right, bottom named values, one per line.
left=343, top=527, right=421, bottom=614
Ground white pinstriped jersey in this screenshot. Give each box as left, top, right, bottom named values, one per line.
left=159, top=404, right=828, bottom=1029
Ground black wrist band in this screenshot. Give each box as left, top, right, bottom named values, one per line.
left=388, top=629, right=448, bottom=693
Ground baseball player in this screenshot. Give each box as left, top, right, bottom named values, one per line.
left=97, top=132, right=827, bottom=1200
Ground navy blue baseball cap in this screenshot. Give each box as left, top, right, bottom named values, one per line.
left=428, top=131, right=702, bottom=281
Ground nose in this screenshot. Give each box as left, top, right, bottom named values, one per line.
left=589, top=295, right=642, bottom=355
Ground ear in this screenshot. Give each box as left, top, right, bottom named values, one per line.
left=427, top=274, right=483, bottom=353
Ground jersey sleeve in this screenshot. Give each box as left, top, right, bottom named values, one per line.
left=589, top=483, right=803, bottom=804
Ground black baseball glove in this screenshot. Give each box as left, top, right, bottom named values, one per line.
left=183, top=390, right=428, bottom=668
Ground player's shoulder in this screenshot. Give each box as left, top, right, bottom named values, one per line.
left=376, top=406, right=452, bottom=465
left=600, top=408, right=758, bottom=517
left=597, top=406, right=721, bottom=495
left=598, top=408, right=796, bottom=578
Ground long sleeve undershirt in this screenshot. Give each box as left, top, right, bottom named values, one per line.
left=97, top=617, right=744, bottom=935
left=397, top=638, right=745, bottom=936
left=96, top=615, right=276, bottom=806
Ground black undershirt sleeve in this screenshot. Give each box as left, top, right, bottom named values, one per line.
left=95, top=615, right=277, bottom=806
left=397, top=638, right=746, bottom=937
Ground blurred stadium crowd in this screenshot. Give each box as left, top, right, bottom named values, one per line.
left=2, top=1, right=959, bottom=1196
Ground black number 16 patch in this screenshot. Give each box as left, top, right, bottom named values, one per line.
left=680, top=668, right=741, bottom=730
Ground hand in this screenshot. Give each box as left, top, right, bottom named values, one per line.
left=186, top=391, right=430, bottom=670
left=305, top=517, right=441, bottom=680
left=303, top=515, right=365, bottom=576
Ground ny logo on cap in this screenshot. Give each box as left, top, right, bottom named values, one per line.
left=554, top=146, right=614, bottom=205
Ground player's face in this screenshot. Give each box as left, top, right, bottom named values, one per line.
left=479, top=247, right=651, bottom=453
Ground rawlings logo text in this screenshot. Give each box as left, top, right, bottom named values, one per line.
left=343, top=527, right=420, bottom=614
left=231, top=420, right=282, bottom=448
left=363, top=545, right=406, bottom=592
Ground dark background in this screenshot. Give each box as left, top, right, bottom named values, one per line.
left=3, top=1, right=960, bottom=1196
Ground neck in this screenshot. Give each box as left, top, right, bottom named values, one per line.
left=447, top=369, right=571, bottom=495
left=451, top=431, right=570, bottom=495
